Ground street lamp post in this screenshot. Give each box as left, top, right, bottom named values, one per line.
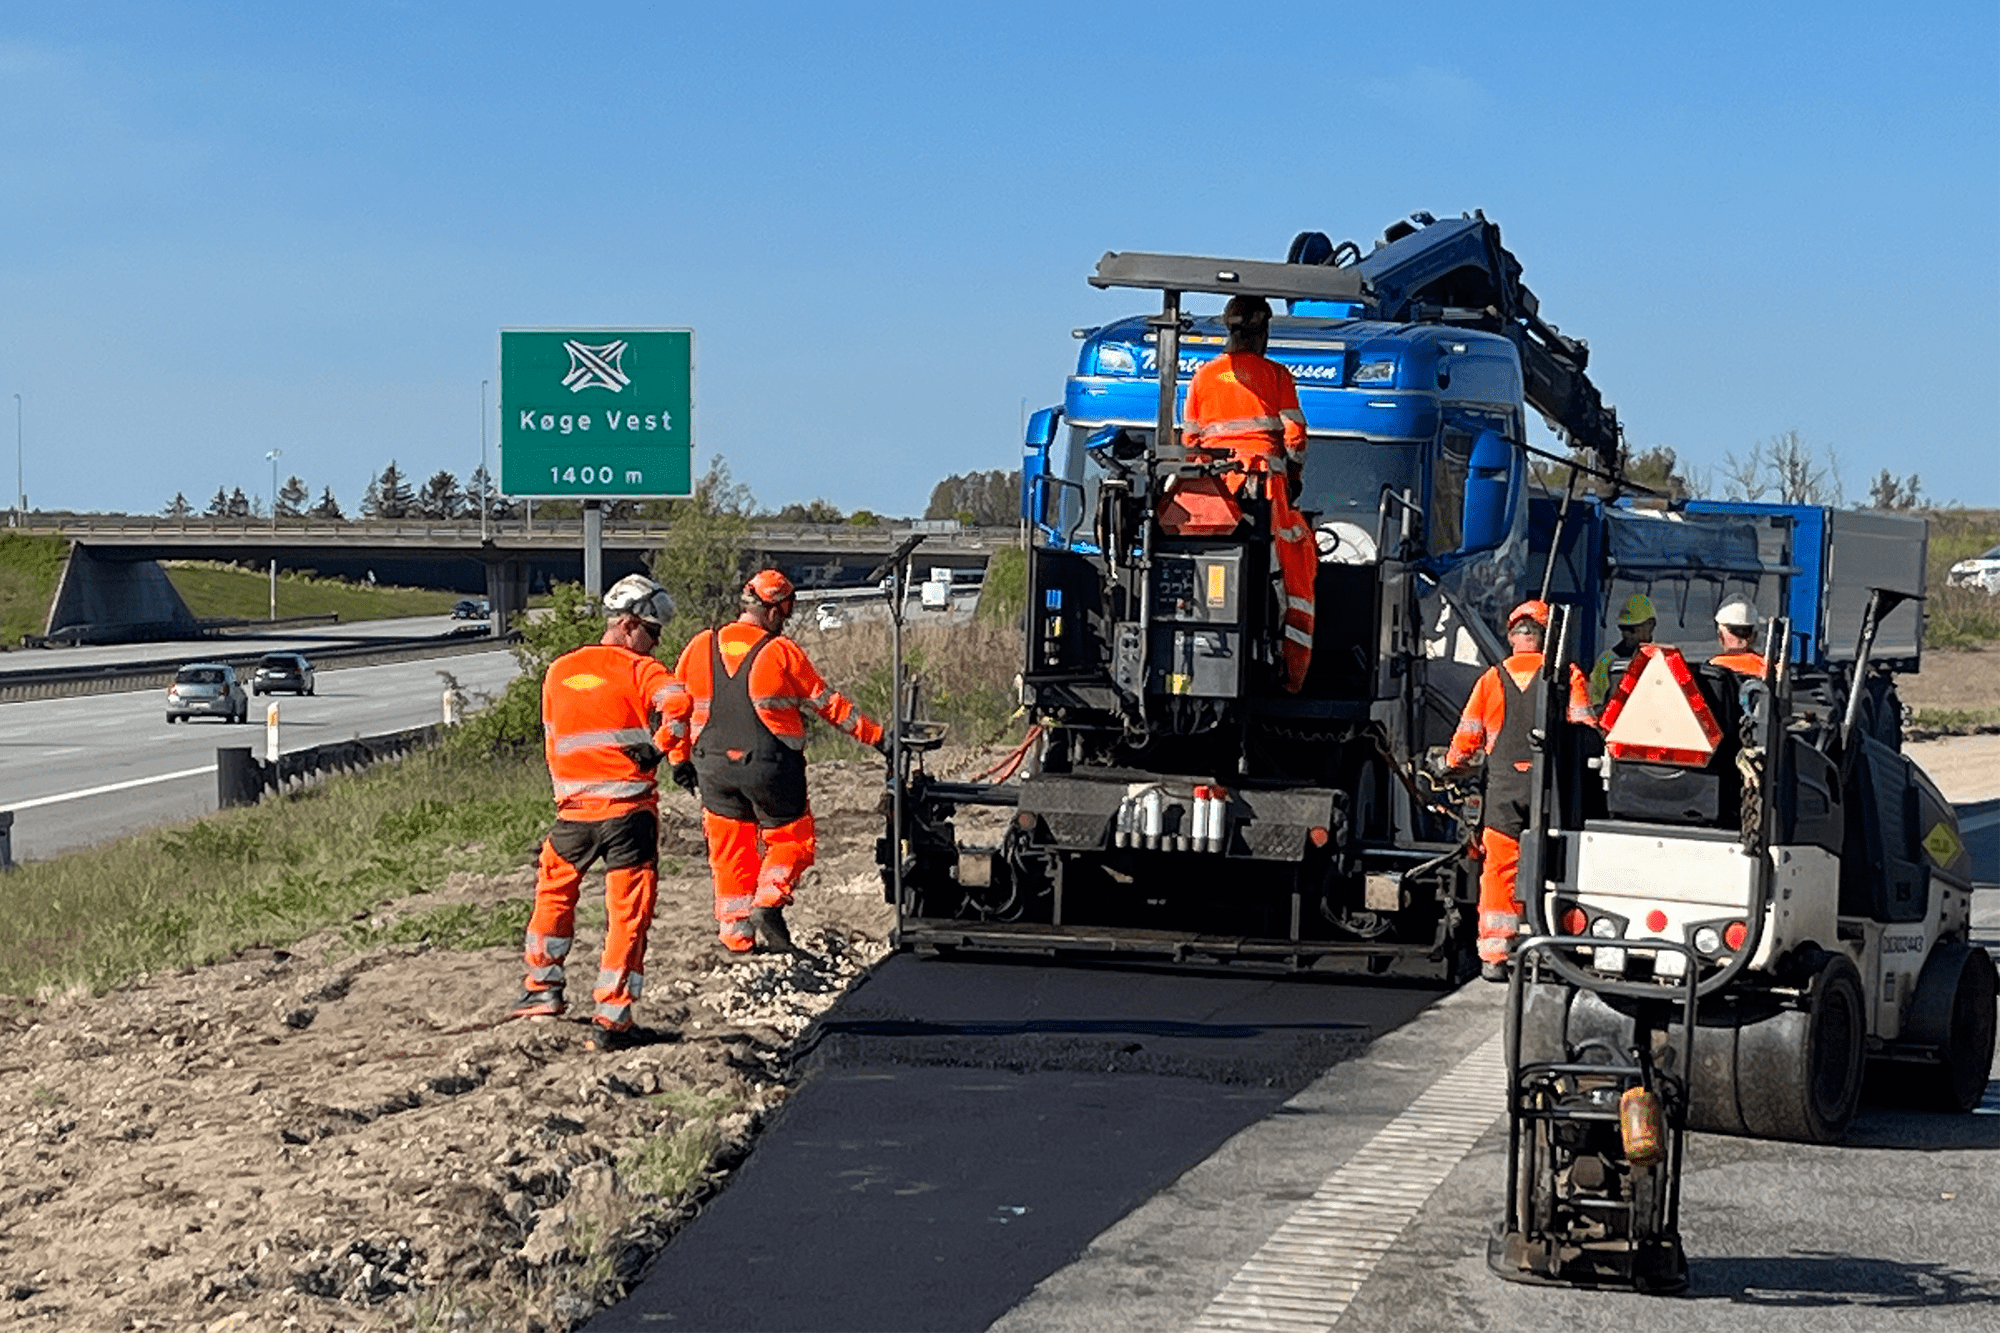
left=480, top=378, right=489, bottom=542
left=12, top=393, right=21, bottom=525
left=265, top=448, right=281, bottom=620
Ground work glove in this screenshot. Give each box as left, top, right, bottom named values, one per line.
left=873, top=732, right=894, bottom=757
left=621, top=741, right=663, bottom=773
left=670, top=760, right=698, bottom=793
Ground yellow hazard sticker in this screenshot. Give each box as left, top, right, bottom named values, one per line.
left=1922, top=821, right=1963, bottom=866
left=560, top=672, right=607, bottom=691
left=1206, top=563, right=1227, bottom=607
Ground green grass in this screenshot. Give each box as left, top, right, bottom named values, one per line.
left=0, top=531, right=68, bottom=647
left=0, top=749, right=554, bottom=999
left=164, top=559, right=465, bottom=622
left=1925, top=509, right=2000, bottom=648
left=1908, top=706, right=2000, bottom=733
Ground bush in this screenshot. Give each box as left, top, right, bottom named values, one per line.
left=446, top=582, right=606, bottom=756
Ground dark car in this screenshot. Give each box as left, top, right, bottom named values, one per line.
left=250, top=652, right=316, bottom=696
left=451, top=597, right=491, bottom=620
left=166, top=663, right=248, bottom=724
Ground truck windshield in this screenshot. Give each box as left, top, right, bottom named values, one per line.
left=1296, top=436, right=1423, bottom=528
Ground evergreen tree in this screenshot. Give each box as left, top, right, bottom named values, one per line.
left=227, top=487, right=252, bottom=518
left=206, top=486, right=231, bottom=517
left=276, top=475, right=310, bottom=519
left=376, top=461, right=415, bottom=518
left=164, top=492, right=193, bottom=519
left=360, top=476, right=383, bottom=518
left=310, top=486, right=345, bottom=520
left=416, top=469, right=463, bottom=519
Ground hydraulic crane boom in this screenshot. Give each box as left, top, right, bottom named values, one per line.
left=1288, top=211, right=1622, bottom=472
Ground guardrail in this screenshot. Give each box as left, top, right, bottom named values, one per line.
left=0, top=632, right=516, bottom=704
left=217, top=725, right=440, bottom=808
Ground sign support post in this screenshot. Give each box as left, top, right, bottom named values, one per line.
left=583, top=500, right=603, bottom=595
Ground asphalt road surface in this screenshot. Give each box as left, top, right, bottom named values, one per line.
left=0, top=647, right=520, bottom=861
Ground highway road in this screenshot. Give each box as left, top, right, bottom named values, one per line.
left=0, top=645, right=521, bottom=862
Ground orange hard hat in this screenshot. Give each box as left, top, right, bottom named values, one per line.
left=745, top=569, right=796, bottom=608
left=1506, top=600, right=1550, bottom=631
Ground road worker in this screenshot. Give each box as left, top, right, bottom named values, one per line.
left=510, top=573, right=684, bottom=1052
left=665, top=569, right=888, bottom=955
left=1446, top=600, right=1595, bottom=979
left=1181, top=294, right=1315, bottom=692
left=1709, top=597, right=1767, bottom=678
left=1588, top=593, right=1658, bottom=704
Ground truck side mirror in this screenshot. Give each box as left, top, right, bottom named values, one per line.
left=1458, top=429, right=1514, bottom=554
left=1022, top=407, right=1061, bottom=527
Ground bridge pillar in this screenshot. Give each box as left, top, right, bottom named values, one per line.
left=485, top=557, right=531, bottom=638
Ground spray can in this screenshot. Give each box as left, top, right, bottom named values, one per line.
left=1191, top=786, right=1213, bottom=850
left=1141, top=788, right=1164, bottom=850
left=1113, top=796, right=1134, bottom=849
left=1205, top=786, right=1228, bottom=854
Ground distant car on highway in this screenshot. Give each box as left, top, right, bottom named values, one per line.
left=249, top=652, right=316, bottom=696
left=451, top=597, right=492, bottom=620
left=1947, top=543, right=2000, bottom=595
left=814, top=602, right=850, bottom=631
left=166, top=663, right=248, bottom=724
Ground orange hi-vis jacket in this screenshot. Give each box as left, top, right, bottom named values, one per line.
left=1182, top=352, right=1308, bottom=473
left=542, top=643, right=685, bottom=820
left=1447, top=651, right=1597, bottom=769
left=1710, top=650, right=1766, bottom=678
left=666, top=622, right=884, bottom=761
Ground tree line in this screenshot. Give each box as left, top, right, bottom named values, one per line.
left=1530, top=430, right=1926, bottom=512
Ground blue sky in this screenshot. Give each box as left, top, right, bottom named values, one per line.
left=2, top=1, right=1995, bottom=517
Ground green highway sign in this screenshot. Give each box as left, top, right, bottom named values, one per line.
left=499, top=328, right=693, bottom=499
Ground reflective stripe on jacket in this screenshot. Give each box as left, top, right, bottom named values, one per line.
left=666, top=622, right=884, bottom=761
left=1182, top=352, right=1308, bottom=469
left=542, top=643, right=681, bottom=819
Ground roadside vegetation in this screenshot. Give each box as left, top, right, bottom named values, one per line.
left=164, top=558, right=465, bottom=622
left=0, top=530, right=68, bottom=646
left=1924, top=508, right=2000, bottom=649
left=0, top=748, right=552, bottom=999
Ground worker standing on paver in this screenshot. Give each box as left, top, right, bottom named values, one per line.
left=1589, top=593, right=1657, bottom=704
left=665, top=569, right=888, bottom=955
left=1709, top=597, right=1767, bottom=677
left=1181, top=294, right=1316, bottom=691
left=1446, top=600, right=1595, bottom=978
left=511, top=574, right=683, bottom=1051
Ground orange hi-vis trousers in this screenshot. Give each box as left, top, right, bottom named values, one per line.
left=523, top=810, right=658, bottom=1030
left=703, top=809, right=816, bottom=951
left=1476, top=826, right=1522, bottom=966
left=1218, top=469, right=1314, bottom=692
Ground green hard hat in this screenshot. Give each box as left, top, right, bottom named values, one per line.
left=1617, top=593, right=1658, bottom=627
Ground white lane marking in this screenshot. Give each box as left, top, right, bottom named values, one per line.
left=1191, top=1034, right=1506, bottom=1333
left=7, top=764, right=216, bottom=811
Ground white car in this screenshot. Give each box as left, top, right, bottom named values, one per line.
left=1947, top=543, right=2000, bottom=594
left=814, top=603, right=849, bottom=631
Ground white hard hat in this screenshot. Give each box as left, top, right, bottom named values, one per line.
left=603, top=574, right=675, bottom=629
left=1714, top=596, right=1760, bottom=630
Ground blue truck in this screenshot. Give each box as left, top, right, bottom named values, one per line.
left=881, top=213, right=1952, bottom=1000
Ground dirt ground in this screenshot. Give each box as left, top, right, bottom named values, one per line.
left=0, top=749, right=990, bottom=1333
left=1899, top=645, right=2000, bottom=723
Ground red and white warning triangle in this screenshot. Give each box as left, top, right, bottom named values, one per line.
left=1599, top=645, right=1723, bottom=766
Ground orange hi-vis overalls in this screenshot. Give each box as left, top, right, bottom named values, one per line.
left=667, top=623, right=885, bottom=951
left=1448, top=651, right=1596, bottom=965
left=1182, top=351, right=1314, bottom=691
left=524, top=642, right=685, bottom=1031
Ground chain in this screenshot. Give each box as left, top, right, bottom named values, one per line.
left=1737, top=704, right=1763, bottom=853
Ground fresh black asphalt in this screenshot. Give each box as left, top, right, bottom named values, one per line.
left=587, top=952, right=1444, bottom=1332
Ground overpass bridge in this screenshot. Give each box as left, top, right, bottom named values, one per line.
left=18, top=516, right=1016, bottom=643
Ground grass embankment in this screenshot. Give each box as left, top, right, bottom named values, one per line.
left=0, top=531, right=68, bottom=646
left=0, top=750, right=556, bottom=1000
left=1924, top=508, right=2000, bottom=650
left=164, top=559, right=464, bottom=622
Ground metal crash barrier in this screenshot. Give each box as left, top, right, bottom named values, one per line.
left=217, top=724, right=440, bottom=809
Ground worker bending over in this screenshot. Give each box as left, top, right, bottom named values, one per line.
left=666, top=569, right=888, bottom=954
left=1709, top=597, right=1767, bottom=677
left=1181, top=294, right=1315, bottom=691
left=1447, top=600, right=1594, bottom=979
left=512, top=574, right=683, bottom=1051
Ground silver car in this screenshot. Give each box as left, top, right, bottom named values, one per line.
left=166, top=663, right=249, bottom=724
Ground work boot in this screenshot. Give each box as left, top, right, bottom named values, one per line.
left=507, top=986, right=565, bottom=1020
left=749, top=905, right=794, bottom=954
left=1480, top=960, right=1510, bottom=984
left=585, top=1022, right=638, bottom=1053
